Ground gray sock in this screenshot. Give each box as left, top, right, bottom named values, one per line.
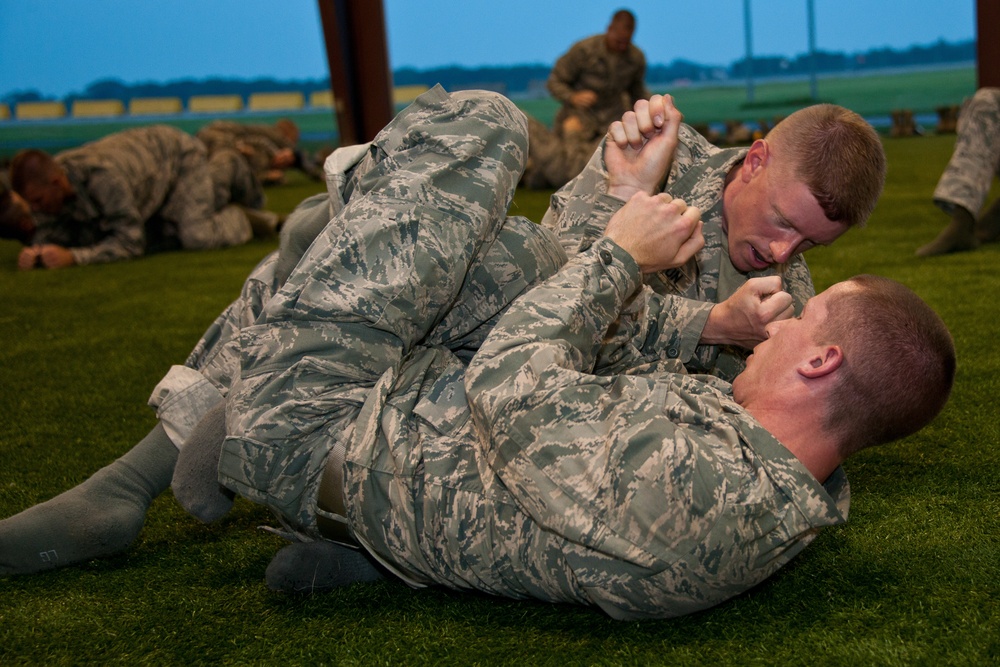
left=171, top=400, right=234, bottom=524
left=265, top=540, right=385, bottom=593
left=0, top=423, right=177, bottom=575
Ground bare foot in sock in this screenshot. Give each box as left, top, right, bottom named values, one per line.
left=171, top=401, right=235, bottom=523
left=916, top=207, right=979, bottom=257
left=0, top=425, right=177, bottom=575
left=265, top=540, right=385, bottom=593
left=976, top=199, right=1000, bottom=243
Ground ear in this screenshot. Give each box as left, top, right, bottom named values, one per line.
left=797, top=345, right=843, bottom=379
left=741, top=139, right=771, bottom=182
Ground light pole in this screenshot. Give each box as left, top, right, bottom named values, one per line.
left=743, top=0, right=755, bottom=103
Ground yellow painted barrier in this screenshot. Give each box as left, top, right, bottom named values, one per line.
left=393, top=85, right=430, bottom=105
left=248, top=92, right=305, bottom=112
left=188, top=95, right=244, bottom=114
left=310, top=90, right=335, bottom=109
left=307, top=86, right=429, bottom=111
left=129, top=97, right=184, bottom=116
left=0, top=103, right=9, bottom=121
left=15, top=101, right=67, bottom=120
left=71, top=99, right=125, bottom=118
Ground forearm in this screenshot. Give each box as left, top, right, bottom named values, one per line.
left=540, top=139, right=627, bottom=256
left=546, top=51, right=581, bottom=104
left=71, top=222, right=145, bottom=265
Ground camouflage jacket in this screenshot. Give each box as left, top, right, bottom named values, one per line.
left=541, top=125, right=815, bottom=381
left=197, top=120, right=293, bottom=174
left=215, top=85, right=846, bottom=620
left=33, top=125, right=206, bottom=265
left=219, top=233, right=848, bottom=620
left=547, top=34, right=650, bottom=138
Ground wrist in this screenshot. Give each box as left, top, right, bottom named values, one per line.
left=607, top=184, right=642, bottom=201
left=701, top=304, right=730, bottom=345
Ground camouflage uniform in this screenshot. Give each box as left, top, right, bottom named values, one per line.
left=933, top=87, right=1000, bottom=216
left=464, top=237, right=848, bottom=619
left=541, top=126, right=815, bottom=381
left=32, top=125, right=252, bottom=265
left=547, top=34, right=650, bottom=141
left=524, top=33, right=650, bottom=191
left=522, top=115, right=602, bottom=190
left=197, top=120, right=294, bottom=178
left=161, top=86, right=847, bottom=620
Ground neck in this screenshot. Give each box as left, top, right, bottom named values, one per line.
left=747, top=405, right=843, bottom=483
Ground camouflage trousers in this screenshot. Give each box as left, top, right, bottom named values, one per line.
left=205, top=147, right=265, bottom=210
left=155, top=137, right=253, bottom=251
left=148, top=191, right=333, bottom=448
left=211, top=86, right=565, bottom=533
left=933, top=87, right=1000, bottom=216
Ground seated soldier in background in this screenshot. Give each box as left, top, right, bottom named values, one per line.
left=522, top=9, right=650, bottom=189
left=0, top=87, right=955, bottom=621
left=9, top=125, right=277, bottom=270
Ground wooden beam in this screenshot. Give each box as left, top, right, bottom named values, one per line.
left=977, top=0, right=1000, bottom=88
left=317, top=0, right=394, bottom=146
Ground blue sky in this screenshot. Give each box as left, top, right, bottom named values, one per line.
left=0, top=0, right=977, bottom=98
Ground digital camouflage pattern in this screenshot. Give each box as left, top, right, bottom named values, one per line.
left=32, top=125, right=252, bottom=264
left=541, top=126, right=815, bottom=381
left=547, top=33, right=650, bottom=140
left=465, top=236, right=848, bottom=619
left=152, top=86, right=851, bottom=620
left=933, top=87, right=1000, bottom=216
left=522, top=115, right=602, bottom=189
left=197, top=120, right=294, bottom=178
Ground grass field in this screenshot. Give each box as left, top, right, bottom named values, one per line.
left=0, top=128, right=998, bottom=664
left=0, top=65, right=977, bottom=160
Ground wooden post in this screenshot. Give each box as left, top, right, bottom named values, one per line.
left=316, top=0, right=394, bottom=146
left=977, top=0, right=1000, bottom=88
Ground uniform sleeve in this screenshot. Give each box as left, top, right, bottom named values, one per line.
left=642, top=292, right=715, bottom=365
left=547, top=43, right=584, bottom=105
left=539, top=137, right=626, bottom=257
left=594, top=288, right=714, bottom=374
left=70, top=172, right=145, bottom=265
left=31, top=216, right=75, bottom=247
left=239, top=128, right=287, bottom=165
left=783, top=254, right=815, bottom=313
left=466, top=238, right=658, bottom=544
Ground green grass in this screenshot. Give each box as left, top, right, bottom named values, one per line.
left=2, top=138, right=999, bottom=665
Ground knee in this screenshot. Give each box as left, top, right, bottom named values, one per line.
left=449, top=89, right=528, bottom=156
left=962, top=88, right=1000, bottom=126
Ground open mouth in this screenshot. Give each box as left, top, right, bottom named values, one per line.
left=749, top=245, right=770, bottom=269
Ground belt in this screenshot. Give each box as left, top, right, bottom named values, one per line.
left=315, top=439, right=357, bottom=545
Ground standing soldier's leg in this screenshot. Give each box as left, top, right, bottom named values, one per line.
left=918, top=88, right=1000, bottom=257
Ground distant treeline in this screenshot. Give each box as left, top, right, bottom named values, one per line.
left=3, top=38, right=974, bottom=105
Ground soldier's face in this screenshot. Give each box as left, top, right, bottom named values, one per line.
left=732, top=282, right=842, bottom=405
left=722, top=146, right=847, bottom=273
left=605, top=20, right=634, bottom=52
left=6, top=192, right=36, bottom=244
left=22, top=180, right=66, bottom=215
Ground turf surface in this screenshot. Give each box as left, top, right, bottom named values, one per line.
left=1, top=135, right=998, bottom=665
